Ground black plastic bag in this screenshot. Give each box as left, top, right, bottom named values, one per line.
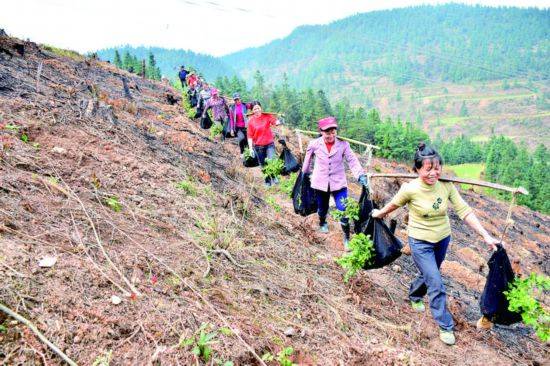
left=354, top=186, right=377, bottom=233
left=479, top=245, right=522, bottom=325
left=278, top=140, right=300, bottom=175
left=222, top=119, right=235, bottom=138
left=242, top=154, right=259, bottom=168
left=200, top=113, right=212, bottom=129
left=361, top=215, right=403, bottom=270
left=188, top=89, right=198, bottom=108
left=291, top=172, right=318, bottom=216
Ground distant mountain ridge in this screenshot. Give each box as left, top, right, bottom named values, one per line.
left=96, top=46, right=236, bottom=81
left=221, top=4, right=550, bottom=89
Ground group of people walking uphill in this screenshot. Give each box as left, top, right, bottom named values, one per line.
left=179, top=67, right=505, bottom=347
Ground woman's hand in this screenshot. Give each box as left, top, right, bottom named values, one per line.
left=484, top=235, right=501, bottom=251
left=371, top=209, right=385, bottom=219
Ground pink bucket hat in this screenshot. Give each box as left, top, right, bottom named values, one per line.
left=318, top=116, right=338, bottom=131
left=210, top=88, right=219, bottom=95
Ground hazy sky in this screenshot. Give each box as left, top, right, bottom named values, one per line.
left=1, top=0, right=548, bottom=56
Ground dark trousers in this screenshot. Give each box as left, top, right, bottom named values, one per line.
left=215, top=116, right=230, bottom=141
left=315, top=187, right=348, bottom=225
left=236, top=127, right=248, bottom=153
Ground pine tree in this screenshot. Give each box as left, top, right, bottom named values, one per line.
left=122, top=51, right=132, bottom=71
left=146, top=52, right=161, bottom=80
left=114, top=50, right=122, bottom=68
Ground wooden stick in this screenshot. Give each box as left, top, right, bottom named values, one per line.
left=296, top=130, right=304, bottom=156
left=245, top=111, right=284, bottom=117
left=294, top=129, right=380, bottom=149
left=0, top=302, right=78, bottom=366
left=369, top=173, right=529, bottom=195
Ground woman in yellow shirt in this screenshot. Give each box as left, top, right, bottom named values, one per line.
left=372, top=143, right=500, bottom=346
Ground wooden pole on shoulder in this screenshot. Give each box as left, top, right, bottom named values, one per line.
left=369, top=173, right=529, bottom=195
left=294, top=128, right=380, bottom=150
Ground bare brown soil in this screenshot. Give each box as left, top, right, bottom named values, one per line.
left=1, top=35, right=548, bottom=365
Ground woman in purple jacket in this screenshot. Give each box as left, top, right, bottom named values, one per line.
left=302, top=117, right=369, bottom=248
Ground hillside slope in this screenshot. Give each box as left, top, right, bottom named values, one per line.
left=0, top=35, right=549, bottom=365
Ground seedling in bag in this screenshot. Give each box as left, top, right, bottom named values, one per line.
left=504, top=273, right=550, bottom=342
left=262, top=158, right=284, bottom=180
left=279, top=172, right=298, bottom=197
left=331, top=197, right=360, bottom=222
left=336, top=233, right=375, bottom=282
left=210, top=123, right=223, bottom=139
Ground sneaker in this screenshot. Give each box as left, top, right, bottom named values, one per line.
left=476, top=316, right=493, bottom=330
left=439, top=329, right=456, bottom=346
left=319, top=223, right=329, bottom=233
left=343, top=239, right=350, bottom=251
left=410, top=300, right=425, bottom=312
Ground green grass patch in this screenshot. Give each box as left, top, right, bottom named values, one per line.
left=446, top=163, right=485, bottom=191
left=42, top=44, right=85, bottom=61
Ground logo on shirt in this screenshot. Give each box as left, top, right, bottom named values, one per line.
left=432, top=197, right=443, bottom=210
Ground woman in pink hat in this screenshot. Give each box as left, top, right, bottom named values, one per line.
left=302, top=116, right=369, bottom=248
left=202, top=88, right=230, bottom=139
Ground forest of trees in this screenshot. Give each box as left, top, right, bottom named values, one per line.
left=96, top=46, right=235, bottom=82
left=95, top=6, right=548, bottom=97
left=110, top=49, right=162, bottom=80
left=214, top=72, right=430, bottom=163
left=222, top=4, right=549, bottom=90
left=212, top=71, right=549, bottom=214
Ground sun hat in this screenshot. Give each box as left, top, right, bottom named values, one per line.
left=318, top=116, right=338, bottom=131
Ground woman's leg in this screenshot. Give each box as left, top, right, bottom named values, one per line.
left=409, top=237, right=454, bottom=331
left=237, top=128, right=247, bottom=154
left=332, top=188, right=350, bottom=245
left=254, top=145, right=270, bottom=184
left=266, top=143, right=277, bottom=184
left=316, top=189, right=330, bottom=230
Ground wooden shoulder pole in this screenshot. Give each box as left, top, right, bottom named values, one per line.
left=369, top=173, right=529, bottom=195
left=294, top=129, right=380, bottom=150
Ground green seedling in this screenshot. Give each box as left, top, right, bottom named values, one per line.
left=262, top=347, right=297, bottom=366
left=279, top=172, right=298, bottom=197
left=92, top=350, right=112, bottom=366
left=336, top=233, right=375, bottom=282
left=243, top=147, right=254, bottom=160
left=105, top=196, right=122, bottom=212
left=179, top=323, right=218, bottom=362
left=266, top=195, right=281, bottom=213
left=210, top=123, right=224, bottom=139
left=331, top=197, right=360, bottom=221
left=505, top=273, right=550, bottom=342
left=262, top=158, right=284, bottom=180
left=175, top=180, right=197, bottom=196
left=20, top=134, right=29, bottom=143
left=5, top=124, right=20, bottom=131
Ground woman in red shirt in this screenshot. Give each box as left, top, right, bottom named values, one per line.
left=247, top=102, right=281, bottom=186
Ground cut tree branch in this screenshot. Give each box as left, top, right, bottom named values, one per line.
left=0, top=302, right=78, bottom=366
